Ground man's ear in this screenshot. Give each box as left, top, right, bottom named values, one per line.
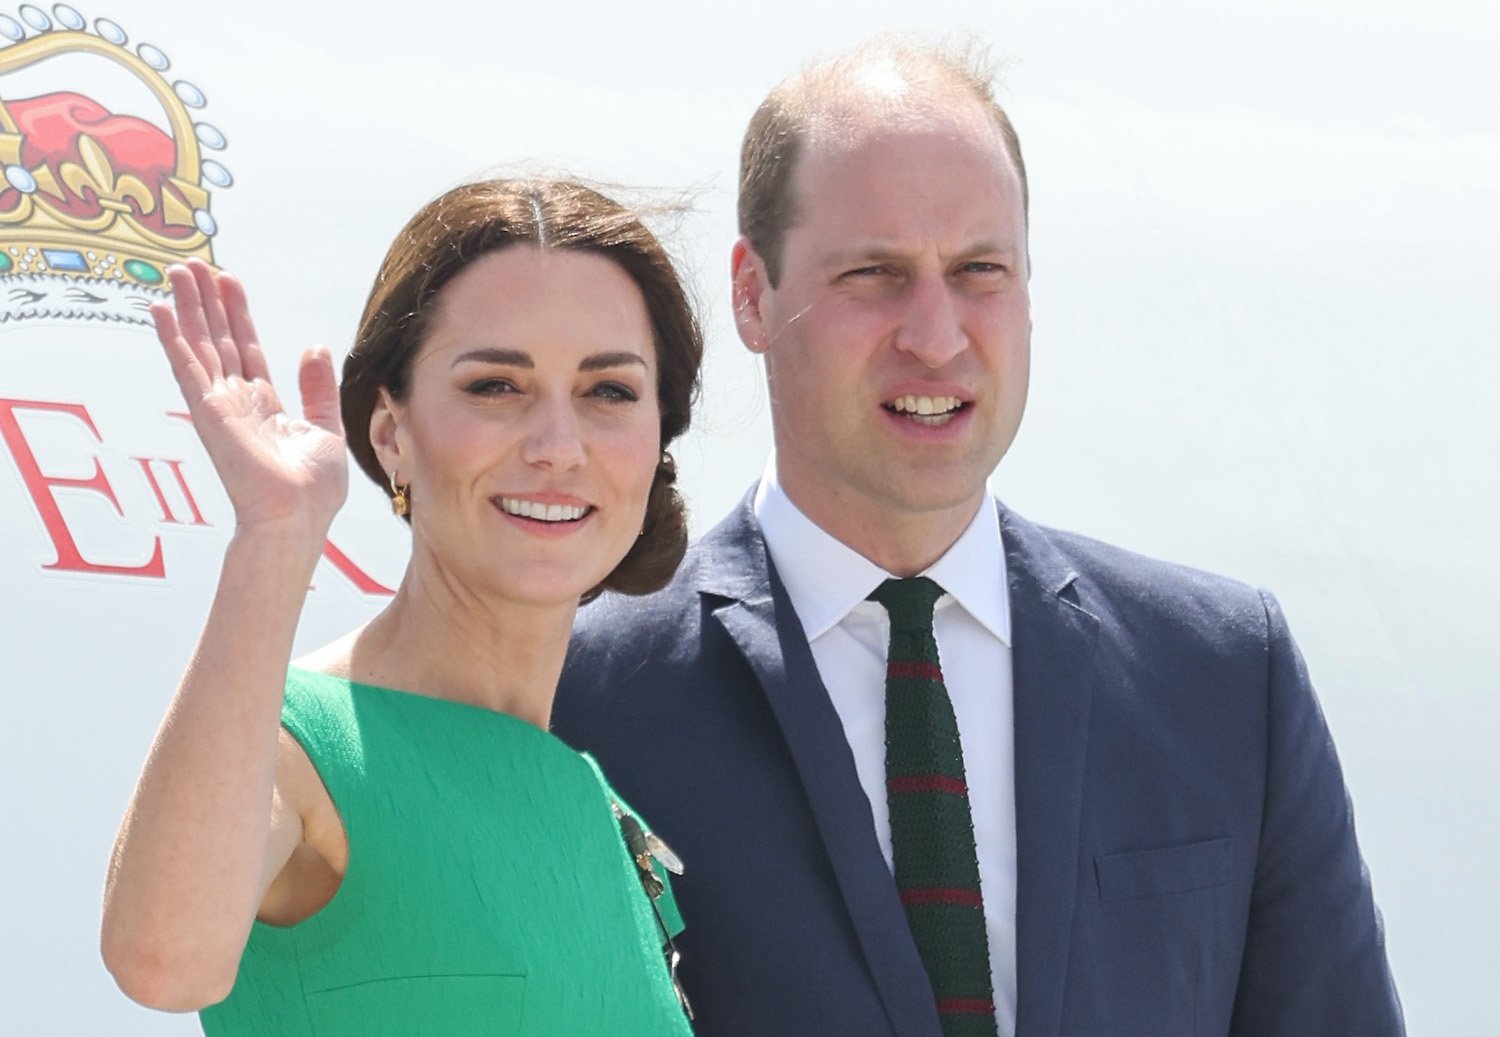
left=369, top=387, right=406, bottom=482
left=731, top=236, right=773, bottom=355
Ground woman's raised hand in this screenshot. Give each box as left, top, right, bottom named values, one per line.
left=106, top=262, right=353, bottom=1003
left=150, top=260, right=349, bottom=537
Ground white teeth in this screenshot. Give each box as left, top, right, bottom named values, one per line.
left=499, top=498, right=587, bottom=522
left=890, top=395, right=961, bottom=415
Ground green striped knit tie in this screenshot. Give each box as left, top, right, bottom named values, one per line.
left=869, top=577, right=997, bottom=1037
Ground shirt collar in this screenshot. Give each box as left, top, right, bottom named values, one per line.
left=752, top=453, right=1011, bottom=645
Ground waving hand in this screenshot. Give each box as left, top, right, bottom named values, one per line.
left=151, top=260, right=348, bottom=536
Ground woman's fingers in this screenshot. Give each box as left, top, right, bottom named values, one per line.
left=161, top=264, right=313, bottom=445
left=163, top=262, right=273, bottom=390
left=218, top=274, right=272, bottom=384
left=186, top=260, right=242, bottom=380
left=298, top=346, right=344, bottom=437
left=149, top=300, right=212, bottom=403
left=163, top=264, right=222, bottom=383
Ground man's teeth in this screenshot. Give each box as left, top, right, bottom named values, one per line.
left=889, top=395, right=962, bottom=416
left=499, top=498, right=588, bottom=522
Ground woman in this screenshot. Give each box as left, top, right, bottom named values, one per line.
left=100, top=179, right=702, bottom=1035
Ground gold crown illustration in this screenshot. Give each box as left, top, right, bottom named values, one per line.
left=0, top=5, right=232, bottom=323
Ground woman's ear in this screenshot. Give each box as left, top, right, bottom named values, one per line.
left=369, top=387, right=405, bottom=480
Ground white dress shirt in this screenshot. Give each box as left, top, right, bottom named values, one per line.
left=754, top=457, right=1018, bottom=1036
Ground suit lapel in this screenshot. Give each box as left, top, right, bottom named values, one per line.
left=698, top=500, right=940, bottom=1037
left=1000, top=506, right=1099, bottom=1036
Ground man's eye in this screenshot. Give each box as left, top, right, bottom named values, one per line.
left=590, top=381, right=639, bottom=403
left=961, top=261, right=1006, bottom=275
left=843, top=266, right=888, bottom=279
left=465, top=378, right=518, bottom=396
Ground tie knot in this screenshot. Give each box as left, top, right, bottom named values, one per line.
left=868, top=576, right=945, bottom=633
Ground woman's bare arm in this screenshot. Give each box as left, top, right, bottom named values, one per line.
left=100, top=261, right=348, bottom=1010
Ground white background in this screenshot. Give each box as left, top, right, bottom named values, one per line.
left=1, top=0, right=1495, bottom=1032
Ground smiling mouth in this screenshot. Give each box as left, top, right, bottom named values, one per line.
left=497, top=497, right=592, bottom=523
left=883, top=394, right=969, bottom=426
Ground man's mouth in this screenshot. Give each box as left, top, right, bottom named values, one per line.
left=883, top=394, right=968, bottom=426
left=497, top=497, right=592, bottom=523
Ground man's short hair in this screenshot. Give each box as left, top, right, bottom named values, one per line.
left=738, top=37, right=1029, bottom=286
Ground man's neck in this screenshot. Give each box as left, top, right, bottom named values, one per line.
left=773, top=470, right=983, bottom=578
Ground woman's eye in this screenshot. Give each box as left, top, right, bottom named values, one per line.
left=465, top=377, right=519, bottom=396
left=589, top=381, right=639, bottom=403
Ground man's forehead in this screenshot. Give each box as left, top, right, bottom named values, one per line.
left=781, top=107, right=1025, bottom=261
left=795, top=106, right=1018, bottom=207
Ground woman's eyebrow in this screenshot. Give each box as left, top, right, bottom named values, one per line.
left=449, top=348, right=646, bottom=371
left=579, top=351, right=648, bottom=372
left=452, top=347, right=531, bottom=368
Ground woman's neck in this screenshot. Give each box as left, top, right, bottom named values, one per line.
left=312, top=561, right=579, bottom=730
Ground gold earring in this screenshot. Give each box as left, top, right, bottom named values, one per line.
left=390, top=472, right=409, bottom=517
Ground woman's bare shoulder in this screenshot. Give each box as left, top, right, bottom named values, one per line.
left=291, top=627, right=362, bottom=678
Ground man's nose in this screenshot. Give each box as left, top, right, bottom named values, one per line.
left=520, top=397, right=586, bottom=471
left=892, top=275, right=967, bottom=367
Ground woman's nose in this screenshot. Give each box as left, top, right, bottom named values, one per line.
left=520, top=399, right=586, bottom=471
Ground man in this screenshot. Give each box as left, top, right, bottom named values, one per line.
left=554, top=41, right=1403, bottom=1036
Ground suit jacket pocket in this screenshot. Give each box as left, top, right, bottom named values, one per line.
left=305, top=973, right=526, bottom=1035
left=1095, top=837, right=1233, bottom=902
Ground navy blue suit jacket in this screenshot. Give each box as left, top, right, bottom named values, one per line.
left=554, top=497, right=1403, bottom=1036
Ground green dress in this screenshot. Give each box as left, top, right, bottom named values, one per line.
left=200, top=668, right=693, bottom=1036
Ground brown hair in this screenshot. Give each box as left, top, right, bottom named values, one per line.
left=739, top=38, right=1029, bottom=285
left=341, top=178, right=703, bottom=599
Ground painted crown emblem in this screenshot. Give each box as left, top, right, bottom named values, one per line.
left=0, top=4, right=231, bottom=324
